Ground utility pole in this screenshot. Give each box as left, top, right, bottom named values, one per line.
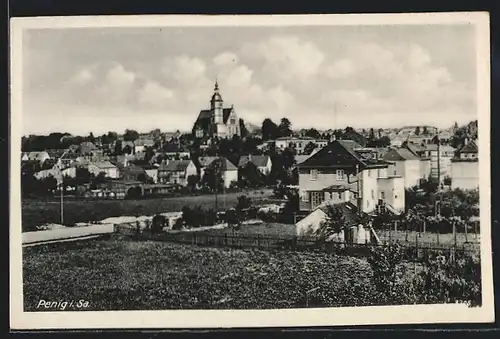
left=356, top=164, right=361, bottom=216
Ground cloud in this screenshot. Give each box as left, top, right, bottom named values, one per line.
left=138, top=81, right=174, bottom=107
left=213, top=52, right=239, bottom=66
left=243, top=35, right=325, bottom=81
left=162, top=55, right=207, bottom=85
left=69, top=68, right=94, bottom=86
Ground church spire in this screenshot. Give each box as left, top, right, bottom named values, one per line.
left=214, top=79, right=219, bottom=91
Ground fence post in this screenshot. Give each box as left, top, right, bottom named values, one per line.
left=465, top=222, right=468, bottom=243
left=394, top=220, right=398, bottom=232
left=423, top=220, right=426, bottom=233
left=437, top=230, right=440, bottom=246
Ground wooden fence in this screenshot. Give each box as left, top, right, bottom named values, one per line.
left=116, top=223, right=478, bottom=262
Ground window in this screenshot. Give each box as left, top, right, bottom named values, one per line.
left=336, top=169, right=344, bottom=180
left=230, top=118, right=236, bottom=125
left=338, top=192, right=342, bottom=200
left=310, top=169, right=318, bottom=180
left=380, top=191, right=385, bottom=200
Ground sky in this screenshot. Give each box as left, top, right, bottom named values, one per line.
left=21, top=24, right=477, bottom=136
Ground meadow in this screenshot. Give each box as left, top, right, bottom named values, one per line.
left=21, top=190, right=274, bottom=232
left=23, top=236, right=378, bottom=311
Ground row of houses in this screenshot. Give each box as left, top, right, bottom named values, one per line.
left=296, top=138, right=479, bottom=215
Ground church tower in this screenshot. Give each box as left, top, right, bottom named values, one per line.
left=210, top=80, right=223, bottom=124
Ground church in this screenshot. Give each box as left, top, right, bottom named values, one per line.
left=192, top=81, right=241, bottom=139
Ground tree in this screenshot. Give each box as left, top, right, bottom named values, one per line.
left=415, top=126, right=421, bottom=136
left=369, top=128, right=375, bottom=141
left=278, top=118, right=292, bottom=137
left=201, top=160, right=223, bottom=192
left=304, top=128, right=321, bottom=139
left=239, top=118, right=249, bottom=138
left=187, top=174, right=200, bottom=191
left=114, top=140, right=123, bottom=155
left=303, top=141, right=317, bottom=155
left=123, top=129, right=139, bottom=142
left=144, top=146, right=155, bottom=163
left=87, top=132, right=95, bottom=143
left=239, top=162, right=265, bottom=188
left=262, top=118, right=278, bottom=141
left=137, top=173, right=149, bottom=183
left=422, top=126, right=429, bottom=135
left=90, top=172, right=107, bottom=189
left=316, top=204, right=347, bottom=239
left=123, top=145, right=133, bottom=155
left=41, top=175, right=58, bottom=194
left=75, top=167, right=92, bottom=186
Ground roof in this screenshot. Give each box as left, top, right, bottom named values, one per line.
left=322, top=185, right=350, bottom=192
left=459, top=140, right=478, bottom=153
left=297, top=140, right=389, bottom=170
left=159, top=160, right=193, bottom=172
left=198, top=156, right=218, bottom=167
left=340, top=130, right=367, bottom=147
left=194, top=107, right=235, bottom=131
left=383, top=148, right=420, bottom=161
left=238, top=155, right=271, bottom=168
left=122, top=165, right=146, bottom=175
left=276, top=136, right=315, bottom=141
left=294, top=155, right=311, bottom=165
left=135, top=138, right=155, bottom=147
left=91, top=161, right=117, bottom=169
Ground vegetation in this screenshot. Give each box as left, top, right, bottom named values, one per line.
left=23, top=237, right=481, bottom=311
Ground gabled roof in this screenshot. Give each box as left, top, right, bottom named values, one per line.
left=459, top=140, right=478, bottom=153
left=199, top=157, right=237, bottom=171
left=91, top=161, right=116, bottom=169
left=238, top=155, right=271, bottom=168
left=194, top=107, right=235, bottom=130
left=297, top=140, right=388, bottom=170
left=159, top=160, right=193, bottom=172
left=197, top=156, right=218, bottom=167
left=383, top=148, right=420, bottom=161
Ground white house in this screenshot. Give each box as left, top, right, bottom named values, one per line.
left=198, top=156, right=238, bottom=189
left=297, top=140, right=405, bottom=215
left=158, top=160, right=198, bottom=186
left=383, top=148, right=422, bottom=188
left=275, top=136, right=316, bottom=154
left=24, top=151, right=50, bottom=164
left=451, top=140, right=479, bottom=190
left=427, top=144, right=456, bottom=182
left=34, top=166, right=77, bottom=184
left=238, top=155, right=272, bottom=175
left=87, top=161, right=119, bottom=179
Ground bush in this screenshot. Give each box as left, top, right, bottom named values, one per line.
left=151, top=215, right=166, bottom=234
left=367, top=245, right=482, bottom=307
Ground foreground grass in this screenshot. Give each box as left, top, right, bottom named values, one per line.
left=201, top=222, right=297, bottom=238
left=22, top=190, right=274, bottom=232
left=23, top=237, right=377, bottom=311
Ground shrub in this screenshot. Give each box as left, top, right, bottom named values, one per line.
left=151, top=215, right=166, bottom=234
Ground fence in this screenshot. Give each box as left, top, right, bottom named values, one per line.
left=115, top=223, right=478, bottom=262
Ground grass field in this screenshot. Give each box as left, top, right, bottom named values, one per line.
left=21, top=190, right=274, bottom=232
left=376, top=230, right=480, bottom=248
left=201, top=222, right=297, bottom=238
left=24, top=236, right=386, bottom=311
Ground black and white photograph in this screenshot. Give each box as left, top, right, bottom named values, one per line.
left=10, top=13, right=494, bottom=329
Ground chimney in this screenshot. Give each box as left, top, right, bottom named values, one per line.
left=464, top=137, right=469, bottom=146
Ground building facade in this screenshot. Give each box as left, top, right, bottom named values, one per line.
left=192, top=81, right=240, bottom=139
left=451, top=140, right=479, bottom=190
left=297, top=140, right=405, bottom=215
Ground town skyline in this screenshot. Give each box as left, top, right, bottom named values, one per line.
left=22, top=24, right=477, bottom=136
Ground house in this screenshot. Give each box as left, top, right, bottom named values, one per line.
left=158, top=160, right=198, bottom=186
left=451, top=139, right=479, bottom=190
left=134, top=138, right=155, bottom=153
left=390, top=135, right=407, bottom=147
left=295, top=201, right=374, bottom=245
left=34, top=165, right=77, bottom=184
left=87, top=161, right=119, bottom=179
left=192, top=81, right=240, bottom=139
left=297, top=140, right=405, bottom=215
left=383, top=148, right=422, bottom=188
left=142, top=165, right=159, bottom=184
left=198, top=156, right=238, bottom=188
left=340, top=130, right=368, bottom=148
left=275, top=136, right=316, bottom=154
left=79, top=141, right=97, bottom=155
left=426, top=144, right=456, bottom=182
left=238, top=155, right=272, bottom=175
left=25, top=151, right=50, bottom=164
left=120, top=164, right=148, bottom=182
left=402, top=142, right=432, bottom=180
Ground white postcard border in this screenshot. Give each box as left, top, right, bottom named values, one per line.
left=9, top=12, right=494, bottom=330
